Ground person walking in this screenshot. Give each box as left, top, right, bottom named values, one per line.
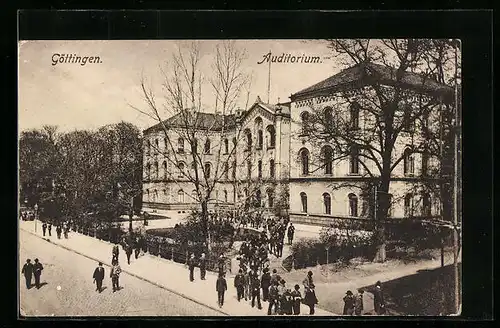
left=110, top=260, right=122, bottom=292
left=243, top=269, right=251, bottom=301
left=47, top=223, right=52, bottom=236
left=63, top=223, right=69, bottom=239
left=354, top=289, right=364, bottom=316
left=134, top=238, right=140, bottom=259
left=125, top=244, right=133, bottom=265
left=287, top=223, right=295, bottom=245
left=277, top=279, right=287, bottom=315
left=250, top=271, right=262, bottom=309
left=373, top=281, right=386, bottom=315
left=112, top=245, right=119, bottom=263
left=42, top=222, right=47, bottom=237
left=267, top=280, right=279, bottom=315
left=33, top=258, right=44, bottom=289
left=56, top=225, right=62, bottom=239
left=199, top=253, right=206, bottom=280
left=283, top=288, right=293, bottom=315
left=21, top=259, right=33, bottom=289
left=303, top=271, right=318, bottom=315
left=234, top=269, right=245, bottom=301
left=187, top=253, right=196, bottom=282
left=93, top=262, right=105, bottom=293
left=216, top=273, right=227, bottom=308
left=291, top=284, right=302, bottom=315
left=343, top=290, right=355, bottom=315
left=217, top=253, right=225, bottom=276
left=260, top=267, right=271, bottom=302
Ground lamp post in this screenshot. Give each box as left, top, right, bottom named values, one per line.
left=325, top=245, right=330, bottom=279
left=34, top=203, right=38, bottom=233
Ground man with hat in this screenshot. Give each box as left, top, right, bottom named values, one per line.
left=42, top=222, right=47, bottom=237
left=199, top=253, right=207, bottom=280
left=93, top=262, right=105, bottom=293
left=250, top=271, right=262, bottom=309
left=33, top=258, right=44, bottom=289
left=260, top=267, right=271, bottom=302
left=291, top=284, right=302, bottom=315
left=354, top=289, right=364, bottom=315
left=343, top=290, right=355, bottom=315
left=373, top=281, right=386, bottom=315
left=21, top=259, right=34, bottom=289
left=187, top=253, right=196, bottom=282
left=47, top=222, right=52, bottom=236
left=234, top=269, right=245, bottom=301
left=110, top=260, right=122, bottom=292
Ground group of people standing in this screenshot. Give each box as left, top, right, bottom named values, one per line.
left=92, top=260, right=122, bottom=293
left=41, top=221, right=69, bottom=239
left=21, top=258, right=44, bottom=289
left=341, top=280, right=386, bottom=315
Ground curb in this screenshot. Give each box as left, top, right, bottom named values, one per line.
left=21, top=228, right=229, bottom=316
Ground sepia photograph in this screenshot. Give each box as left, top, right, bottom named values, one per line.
left=18, top=39, right=462, bottom=317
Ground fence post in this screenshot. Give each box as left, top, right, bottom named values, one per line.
left=171, top=246, right=174, bottom=261
left=158, top=243, right=161, bottom=257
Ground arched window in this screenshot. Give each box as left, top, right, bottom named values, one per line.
left=224, top=138, right=229, bottom=154
left=404, top=193, right=414, bottom=217
left=245, top=130, right=252, bottom=150
left=224, top=163, right=229, bottom=180
left=300, top=112, right=310, bottom=135
left=164, top=137, right=168, bottom=152
left=146, top=140, right=151, bottom=155
left=299, top=148, right=309, bottom=175
left=154, top=139, right=159, bottom=153
left=204, top=163, right=211, bottom=178
left=146, top=189, right=150, bottom=202
left=255, top=190, right=262, bottom=207
left=349, top=145, right=359, bottom=174
left=258, top=160, right=262, bottom=179
left=247, top=161, right=252, bottom=179
left=204, top=139, right=211, bottom=154
left=178, top=162, right=185, bottom=178
left=178, top=190, right=185, bottom=203
left=232, top=161, right=237, bottom=179
left=224, top=190, right=228, bottom=203
left=350, top=103, right=360, bottom=129
left=146, top=163, right=151, bottom=179
left=348, top=193, right=358, bottom=217
left=257, top=130, right=263, bottom=149
left=154, top=189, right=158, bottom=201
left=267, top=189, right=274, bottom=208
left=321, top=145, right=334, bottom=175
left=267, top=125, right=276, bottom=148
left=323, top=193, right=331, bottom=215
left=300, top=192, right=308, bottom=213
left=178, top=137, right=184, bottom=153
left=422, top=193, right=431, bottom=217
left=153, top=162, right=159, bottom=179
left=324, top=107, right=333, bottom=132
left=403, top=148, right=415, bottom=175
left=269, top=159, right=275, bottom=178
left=162, top=161, right=167, bottom=178
left=421, top=150, right=429, bottom=176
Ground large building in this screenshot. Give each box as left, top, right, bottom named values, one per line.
left=142, top=62, right=454, bottom=226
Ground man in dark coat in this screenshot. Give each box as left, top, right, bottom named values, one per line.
left=56, top=225, right=62, bottom=239
left=291, top=284, right=302, bottom=315
left=93, top=262, right=105, bottom=293
left=33, top=258, right=44, bottom=289
left=112, top=245, right=119, bottom=263
left=21, top=259, right=33, bottom=289
left=42, top=222, right=47, bottom=236
left=199, top=253, right=207, bottom=280
left=110, top=260, right=122, bottom=292
left=287, top=223, right=295, bottom=245
left=354, top=289, right=364, bottom=315
left=267, top=280, right=279, bottom=315
left=234, top=269, right=245, bottom=301
left=373, top=281, right=386, bottom=315
left=125, top=244, right=133, bottom=265
left=303, top=271, right=318, bottom=315
left=343, top=290, right=355, bottom=315
left=260, top=267, right=271, bottom=302
left=250, top=271, right=262, bottom=309
left=187, top=254, right=196, bottom=282
left=47, top=223, right=52, bottom=236
left=216, top=273, right=227, bottom=308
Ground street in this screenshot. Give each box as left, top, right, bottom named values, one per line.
left=19, top=229, right=220, bottom=316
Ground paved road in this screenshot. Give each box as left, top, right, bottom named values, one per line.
left=19, top=229, right=220, bottom=316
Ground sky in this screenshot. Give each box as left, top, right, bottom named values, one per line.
left=18, top=39, right=339, bottom=134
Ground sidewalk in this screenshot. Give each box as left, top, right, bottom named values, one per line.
left=19, top=220, right=335, bottom=316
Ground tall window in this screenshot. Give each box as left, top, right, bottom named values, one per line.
left=164, top=137, right=168, bottom=153
left=204, top=163, right=211, bottom=178
left=267, top=189, right=274, bottom=208
left=204, top=139, right=211, bottom=154
left=348, top=193, right=358, bottom=217
left=224, top=190, right=228, bottom=203
left=224, top=138, right=229, bottom=154
left=146, top=140, right=151, bottom=156
left=146, top=189, right=150, bottom=202
left=404, top=193, right=413, bottom=217
left=154, top=162, right=159, bottom=179
left=300, top=148, right=309, bottom=175
left=300, top=192, right=308, bottom=213
left=422, top=193, right=431, bottom=217
left=154, top=139, right=159, bottom=153
left=178, top=190, right=185, bottom=203
left=324, top=107, right=333, bottom=132
left=323, top=193, right=331, bottom=215
left=421, top=150, right=429, bottom=176
left=178, top=137, right=184, bottom=153
left=300, top=112, right=310, bottom=135
left=403, top=148, right=415, bottom=175
left=245, top=130, right=252, bottom=150
left=232, top=161, right=237, bottom=179
left=162, top=161, right=167, bottom=179
left=258, top=160, right=262, bottom=179
left=349, top=145, right=359, bottom=174
left=255, top=190, right=262, bottom=207
left=146, top=163, right=151, bottom=179
left=224, top=163, right=229, bottom=180
left=322, top=145, right=334, bottom=175
left=257, top=131, right=263, bottom=149
left=269, top=159, right=275, bottom=178
left=267, top=125, right=276, bottom=148
left=178, top=162, right=185, bottom=178
left=402, top=106, right=415, bottom=132
left=350, top=103, right=360, bottom=129
left=247, top=161, right=252, bottom=179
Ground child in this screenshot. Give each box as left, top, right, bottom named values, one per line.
left=283, top=288, right=293, bottom=315
left=291, top=284, right=302, bottom=315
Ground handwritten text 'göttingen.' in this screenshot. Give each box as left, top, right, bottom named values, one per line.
left=51, top=54, right=102, bottom=66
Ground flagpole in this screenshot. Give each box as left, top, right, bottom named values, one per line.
left=267, top=50, right=271, bottom=103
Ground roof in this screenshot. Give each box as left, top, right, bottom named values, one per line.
left=143, top=111, right=237, bottom=134
left=291, top=62, right=455, bottom=101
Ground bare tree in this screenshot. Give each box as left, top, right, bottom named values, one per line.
left=131, top=41, right=253, bottom=249
left=300, top=39, right=458, bottom=262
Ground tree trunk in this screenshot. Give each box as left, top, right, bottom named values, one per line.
left=201, top=200, right=211, bottom=251
left=373, top=173, right=391, bottom=263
